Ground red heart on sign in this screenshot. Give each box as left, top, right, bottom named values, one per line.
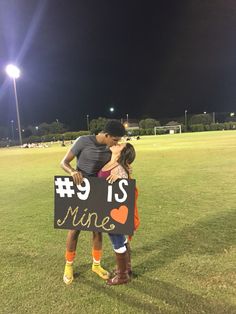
left=110, top=205, right=128, bottom=224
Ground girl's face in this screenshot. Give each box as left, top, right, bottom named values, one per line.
left=110, top=143, right=126, bottom=155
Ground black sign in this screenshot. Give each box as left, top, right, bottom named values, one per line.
left=54, top=176, right=135, bottom=235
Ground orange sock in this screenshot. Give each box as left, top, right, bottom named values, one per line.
left=65, top=250, right=76, bottom=263
left=92, top=249, right=102, bottom=264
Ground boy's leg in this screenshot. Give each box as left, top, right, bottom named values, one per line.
left=92, top=232, right=109, bottom=280
left=63, top=229, right=80, bottom=285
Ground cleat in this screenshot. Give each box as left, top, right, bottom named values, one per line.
left=92, top=264, right=109, bottom=280
left=63, top=262, right=74, bottom=285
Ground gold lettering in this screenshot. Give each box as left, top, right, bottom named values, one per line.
left=96, top=216, right=115, bottom=231
left=57, top=206, right=115, bottom=231
left=73, top=208, right=89, bottom=226
left=57, top=206, right=78, bottom=226
left=86, top=212, right=97, bottom=228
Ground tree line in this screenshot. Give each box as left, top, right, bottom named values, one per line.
left=0, top=113, right=235, bottom=146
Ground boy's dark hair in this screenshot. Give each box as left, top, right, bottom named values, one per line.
left=103, top=120, right=126, bottom=137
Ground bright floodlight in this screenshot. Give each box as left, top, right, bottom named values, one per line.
left=5, top=64, right=20, bottom=79
left=110, top=107, right=114, bottom=112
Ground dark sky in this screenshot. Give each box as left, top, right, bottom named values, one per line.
left=1, top=0, right=236, bottom=130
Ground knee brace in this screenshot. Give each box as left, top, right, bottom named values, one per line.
left=113, top=245, right=127, bottom=254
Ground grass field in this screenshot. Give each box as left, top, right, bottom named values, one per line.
left=0, top=131, right=236, bottom=314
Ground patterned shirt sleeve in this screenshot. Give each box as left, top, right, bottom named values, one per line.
left=111, top=165, right=128, bottom=178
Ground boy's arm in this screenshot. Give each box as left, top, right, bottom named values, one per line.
left=60, top=137, right=84, bottom=185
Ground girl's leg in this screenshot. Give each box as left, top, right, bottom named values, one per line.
left=91, top=232, right=109, bottom=280
left=107, top=234, right=130, bottom=285
left=124, top=238, right=132, bottom=275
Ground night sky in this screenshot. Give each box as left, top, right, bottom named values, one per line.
left=1, top=0, right=236, bottom=130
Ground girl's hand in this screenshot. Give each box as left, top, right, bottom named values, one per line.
left=106, top=173, right=119, bottom=184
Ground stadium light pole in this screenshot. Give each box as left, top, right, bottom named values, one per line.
left=212, top=112, right=215, bottom=123
left=184, top=110, right=187, bottom=131
left=5, top=64, right=22, bottom=146
left=86, top=114, right=90, bottom=131
left=10, top=120, right=15, bottom=140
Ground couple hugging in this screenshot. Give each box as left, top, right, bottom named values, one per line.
left=60, top=120, right=139, bottom=286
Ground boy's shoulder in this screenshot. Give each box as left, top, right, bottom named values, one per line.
left=75, top=135, right=95, bottom=144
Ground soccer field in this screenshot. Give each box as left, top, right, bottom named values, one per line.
left=0, top=131, right=236, bottom=314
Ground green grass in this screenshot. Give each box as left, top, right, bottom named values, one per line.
left=0, top=131, right=236, bottom=314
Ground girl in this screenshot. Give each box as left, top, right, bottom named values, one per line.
left=98, top=142, right=136, bottom=285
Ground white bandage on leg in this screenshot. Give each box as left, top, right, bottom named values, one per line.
left=124, top=237, right=128, bottom=244
left=114, top=246, right=127, bottom=254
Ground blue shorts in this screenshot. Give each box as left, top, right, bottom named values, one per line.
left=109, top=233, right=126, bottom=250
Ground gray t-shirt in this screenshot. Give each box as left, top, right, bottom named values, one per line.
left=70, top=135, right=111, bottom=176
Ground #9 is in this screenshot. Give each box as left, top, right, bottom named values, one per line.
left=55, top=177, right=129, bottom=203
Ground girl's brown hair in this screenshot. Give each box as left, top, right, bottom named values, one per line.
left=117, top=143, right=136, bottom=177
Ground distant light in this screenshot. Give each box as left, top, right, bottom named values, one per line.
left=5, top=64, right=20, bottom=79
left=110, top=107, right=114, bottom=112
left=124, top=123, right=128, bottom=128
left=35, top=126, right=39, bottom=130
left=203, top=111, right=207, bottom=114
left=230, top=112, right=235, bottom=117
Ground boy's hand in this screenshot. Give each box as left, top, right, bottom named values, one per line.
left=70, top=170, right=83, bottom=185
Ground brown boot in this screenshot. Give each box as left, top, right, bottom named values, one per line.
left=125, top=242, right=132, bottom=276
left=107, top=252, right=130, bottom=285
left=111, top=243, right=132, bottom=276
